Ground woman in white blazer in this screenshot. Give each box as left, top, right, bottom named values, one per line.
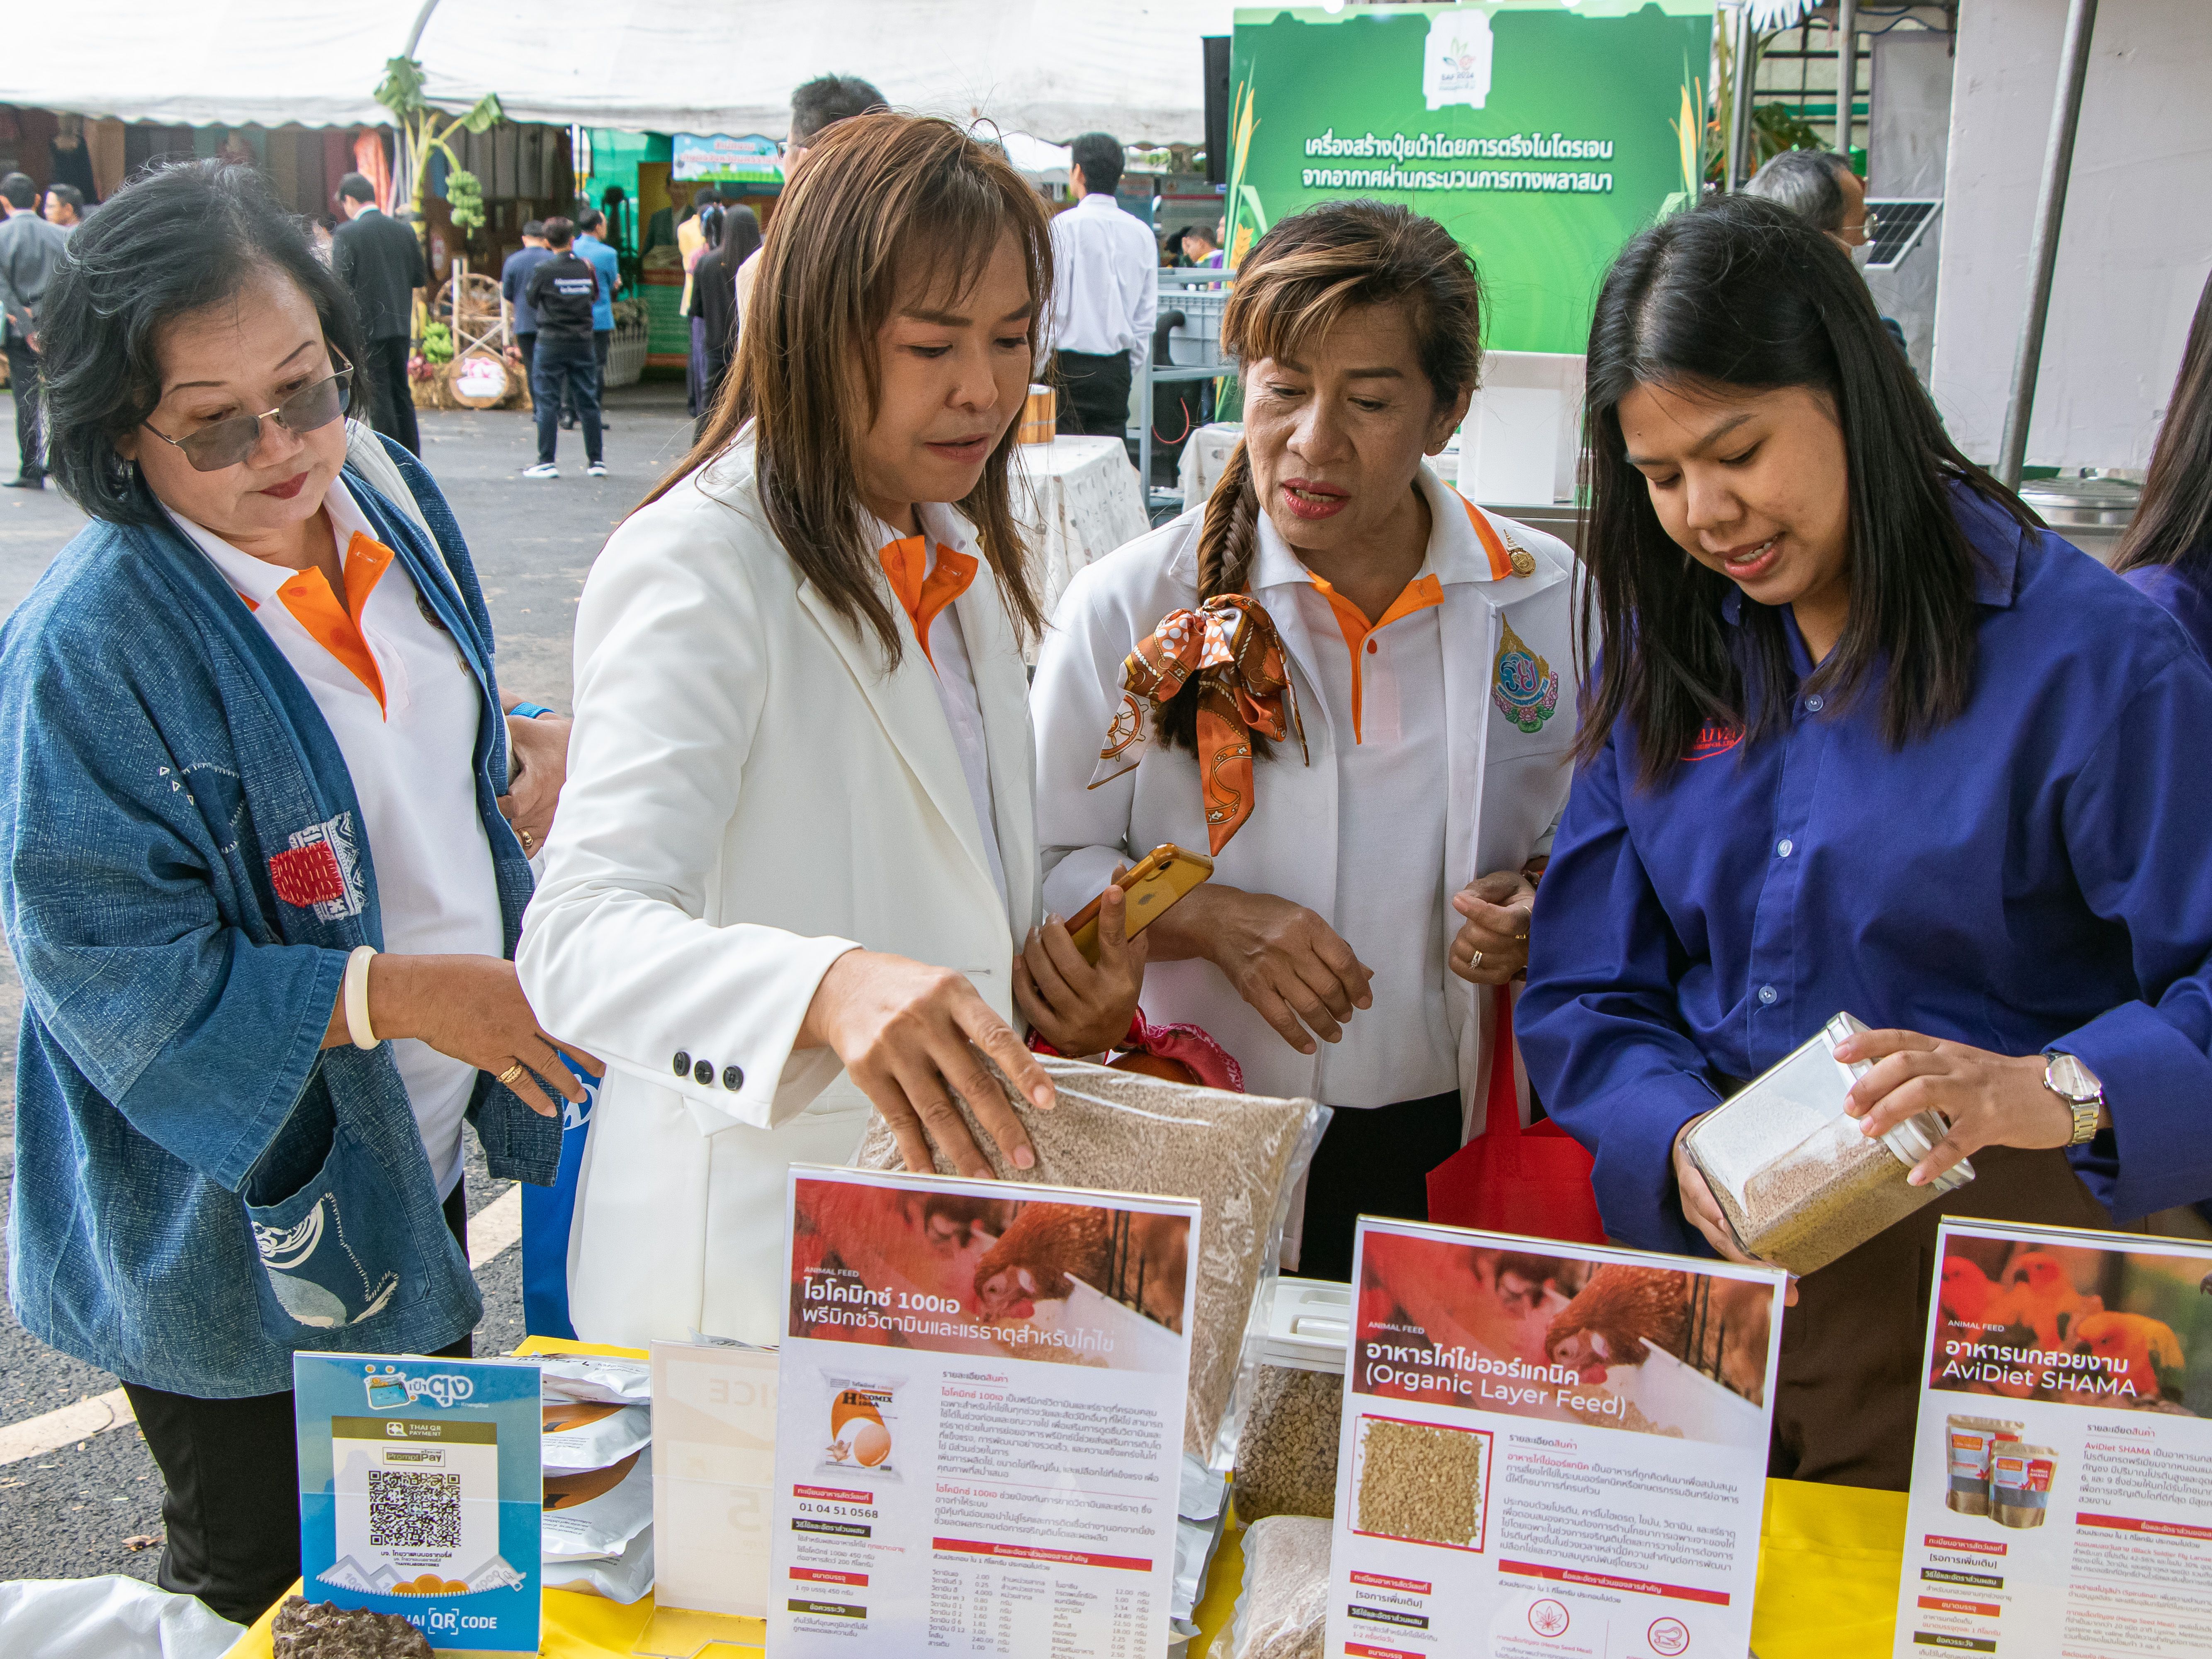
left=518, top=116, right=1143, bottom=1347
left=1031, top=203, right=1578, bottom=1280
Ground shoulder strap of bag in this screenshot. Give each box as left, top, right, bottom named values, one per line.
left=343, top=419, right=431, bottom=539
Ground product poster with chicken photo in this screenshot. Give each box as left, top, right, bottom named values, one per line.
left=1322, top=1220, right=1785, bottom=1659
left=768, top=1164, right=1200, bottom=1656
left=1893, top=1218, right=2212, bottom=1659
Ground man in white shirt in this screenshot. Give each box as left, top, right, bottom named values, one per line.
left=1046, top=133, right=1159, bottom=438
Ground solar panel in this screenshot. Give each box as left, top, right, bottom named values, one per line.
left=1864, top=199, right=1941, bottom=271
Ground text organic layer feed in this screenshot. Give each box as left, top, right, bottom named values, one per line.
left=1324, top=1220, right=1784, bottom=1659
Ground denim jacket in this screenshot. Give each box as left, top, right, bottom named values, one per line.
left=1, top=435, right=557, bottom=1398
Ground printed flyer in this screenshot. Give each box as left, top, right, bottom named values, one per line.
left=294, top=1352, right=542, bottom=1654
left=1893, top=1218, right=2212, bottom=1658
left=769, top=1164, right=1200, bottom=1656
left=1322, top=1220, right=1785, bottom=1659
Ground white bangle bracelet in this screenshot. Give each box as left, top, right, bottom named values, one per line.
left=344, top=945, right=380, bottom=1050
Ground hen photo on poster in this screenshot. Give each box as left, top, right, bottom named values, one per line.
left=1926, top=1228, right=2210, bottom=1416
left=1357, top=1228, right=1778, bottom=1446
left=1894, top=1219, right=2212, bottom=1659
left=1325, top=1220, right=1785, bottom=1659
left=770, top=1165, right=1199, bottom=1657
left=787, top=1172, right=1192, bottom=1374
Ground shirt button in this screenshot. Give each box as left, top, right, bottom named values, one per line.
left=1758, top=985, right=1778, bottom=1006
left=672, top=1050, right=691, bottom=1077
left=693, top=1059, right=714, bottom=1086
left=723, top=1064, right=744, bottom=1091
left=1804, top=695, right=1825, bottom=713
left=1366, top=640, right=1378, bottom=654
left=1777, top=839, right=1794, bottom=858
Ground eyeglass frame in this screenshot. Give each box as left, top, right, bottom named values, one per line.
left=138, top=350, right=356, bottom=474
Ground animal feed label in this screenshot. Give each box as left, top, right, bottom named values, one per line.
left=1323, top=1220, right=1784, bottom=1657
left=1893, top=1218, right=2212, bottom=1658
left=769, top=1165, right=1198, bottom=1655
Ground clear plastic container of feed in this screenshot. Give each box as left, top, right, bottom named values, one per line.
left=1232, top=1278, right=1350, bottom=1523
left=1684, top=1012, right=1974, bottom=1277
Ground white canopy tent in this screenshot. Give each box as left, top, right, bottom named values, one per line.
left=2, top=0, right=1230, bottom=143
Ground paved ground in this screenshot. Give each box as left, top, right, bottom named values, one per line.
left=0, top=380, right=690, bottom=1585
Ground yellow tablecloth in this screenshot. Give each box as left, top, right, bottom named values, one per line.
left=230, top=1336, right=1906, bottom=1657
left=227, top=1477, right=1904, bottom=1657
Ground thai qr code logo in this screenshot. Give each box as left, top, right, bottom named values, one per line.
left=367, top=1469, right=462, bottom=1550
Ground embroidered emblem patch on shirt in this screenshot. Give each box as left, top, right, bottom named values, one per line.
left=268, top=812, right=366, bottom=920
left=1492, top=616, right=1560, bottom=733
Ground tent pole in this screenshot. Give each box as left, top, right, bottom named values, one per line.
left=403, top=0, right=444, bottom=58
left=1727, top=6, right=1755, bottom=191
left=1997, top=0, right=2098, bottom=490
left=1836, top=0, right=1857, bottom=162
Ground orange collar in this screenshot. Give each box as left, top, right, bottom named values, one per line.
left=878, top=534, right=979, bottom=669
left=242, top=530, right=397, bottom=714
left=1306, top=570, right=1443, bottom=744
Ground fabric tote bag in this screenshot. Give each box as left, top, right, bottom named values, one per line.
left=1425, top=985, right=1607, bottom=1245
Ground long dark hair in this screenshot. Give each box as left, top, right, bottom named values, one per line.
left=38, top=160, right=367, bottom=525
left=1157, top=199, right=1482, bottom=755
left=1575, top=194, right=2035, bottom=784
left=643, top=113, right=1049, bottom=665
left=2113, top=269, right=2212, bottom=578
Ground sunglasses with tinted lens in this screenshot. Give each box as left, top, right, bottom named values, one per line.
left=141, top=362, right=354, bottom=473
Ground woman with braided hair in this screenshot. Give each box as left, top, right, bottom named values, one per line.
left=1031, top=201, right=1579, bottom=1279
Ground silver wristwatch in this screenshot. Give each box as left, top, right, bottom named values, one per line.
left=2043, top=1051, right=2104, bottom=1146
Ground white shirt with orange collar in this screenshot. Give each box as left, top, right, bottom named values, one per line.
left=170, top=476, right=503, bottom=1198
left=1030, top=459, right=1578, bottom=1124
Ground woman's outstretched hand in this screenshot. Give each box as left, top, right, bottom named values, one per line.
left=1834, top=1027, right=2083, bottom=1187
left=799, top=949, right=1055, bottom=1179
left=326, top=955, right=602, bottom=1119
left=1015, top=882, right=1147, bottom=1057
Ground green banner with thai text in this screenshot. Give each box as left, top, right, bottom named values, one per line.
left=1230, top=2, right=1713, bottom=354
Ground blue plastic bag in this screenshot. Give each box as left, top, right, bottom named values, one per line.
left=520, top=1056, right=598, bottom=1339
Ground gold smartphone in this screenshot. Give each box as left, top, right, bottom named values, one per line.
left=1065, top=844, right=1215, bottom=965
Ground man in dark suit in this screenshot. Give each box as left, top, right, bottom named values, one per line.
left=331, top=172, right=428, bottom=455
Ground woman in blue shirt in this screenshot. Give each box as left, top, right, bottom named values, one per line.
left=1518, top=197, right=2212, bottom=1489
left=2115, top=268, right=2212, bottom=659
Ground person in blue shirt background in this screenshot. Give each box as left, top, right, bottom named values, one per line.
left=1518, top=195, right=2212, bottom=1491
left=2114, top=268, right=2212, bottom=663
left=571, top=207, right=622, bottom=429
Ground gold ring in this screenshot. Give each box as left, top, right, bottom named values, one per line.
left=496, top=1061, right=526, bottom=1086
left=519, top=829, right=535, bottom=850
left=1514, top=931, right=1529, bottom=943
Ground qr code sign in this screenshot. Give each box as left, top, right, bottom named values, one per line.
left=367, top=1468, right=462, bottom=1550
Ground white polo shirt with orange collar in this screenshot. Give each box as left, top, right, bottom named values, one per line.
left=170, top=476, right=503, bottom=1198
left=1262, top=511, right=1460, bottom=1107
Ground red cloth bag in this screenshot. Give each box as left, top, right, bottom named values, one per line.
left=1425, top=986, right=1607, bottom=1245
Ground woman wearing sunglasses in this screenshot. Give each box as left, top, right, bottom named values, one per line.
left=0, top=161, right=594, bottom=1624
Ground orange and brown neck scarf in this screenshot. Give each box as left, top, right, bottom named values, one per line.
left=1088, top=594, right=1307, bottom=854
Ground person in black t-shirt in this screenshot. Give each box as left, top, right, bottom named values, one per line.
left=521, top=218, right=605, bottom=478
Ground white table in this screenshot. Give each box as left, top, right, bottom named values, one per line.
left=1011, top=435, right=1152, bottom=633
left=1176, top=421, right=1246, bottom=507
